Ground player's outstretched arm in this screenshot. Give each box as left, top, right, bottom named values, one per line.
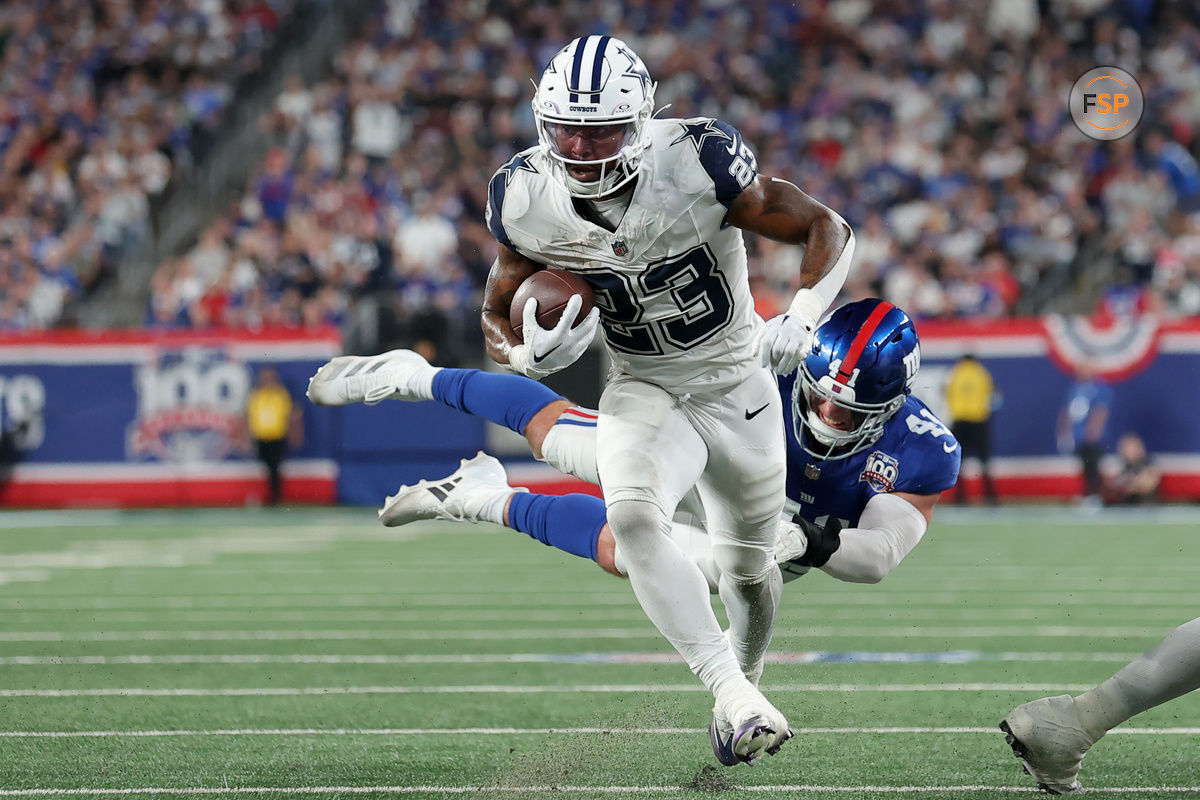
left=781, top=492, right=939, bottom=585
left=727, top=176, right=854, bottom=374
left=821, top=491, right=937, bottom=583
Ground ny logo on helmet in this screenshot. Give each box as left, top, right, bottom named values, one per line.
left=902, top=344, right=921, bottom=383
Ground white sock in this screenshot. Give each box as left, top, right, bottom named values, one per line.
left=539, top=417, right=601, bottom=484
left=612, top=543, right=627, bottom=576
left=408, top=365, right=439, bottom=401
left=474, top=489, right=511, bottom=526
left=1073, top=616, right=1200, bottom=740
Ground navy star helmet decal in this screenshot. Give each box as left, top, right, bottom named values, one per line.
left=670, top=119, right=734, bottom=152
left=614, top=43, right=652, bottom=91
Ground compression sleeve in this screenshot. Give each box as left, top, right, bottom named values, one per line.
left=820, top=492, right=927, bottom=584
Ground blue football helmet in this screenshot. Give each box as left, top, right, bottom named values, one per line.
left=793, top=299, right=920, bottom=460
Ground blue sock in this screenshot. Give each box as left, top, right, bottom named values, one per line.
left=431, top=369, right=563, bottom=435
left=506, top=491, right=606, bottom=562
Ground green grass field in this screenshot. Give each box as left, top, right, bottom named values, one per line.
left=1, top=506, right=1197, bottom=799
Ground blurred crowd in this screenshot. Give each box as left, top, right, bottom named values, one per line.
left=10, top=1, right=1200, bottom=351
left=0, top=0, right=291, bottom=329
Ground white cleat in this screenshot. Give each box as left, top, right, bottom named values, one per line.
left=711, top=684, right=793, bottom=766
left=306, top=349, right=436, bottom=406
left=378, top=451, right=525, bottom=527
left=1001, top=695, right=1096, bottom=794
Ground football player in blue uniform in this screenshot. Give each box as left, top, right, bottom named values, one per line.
left=307, top=298, right=960, bottom=766
left=313, top=34, right=856, bottom=763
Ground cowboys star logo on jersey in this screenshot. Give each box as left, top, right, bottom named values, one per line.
left=860, top=451, right=899, bottom=493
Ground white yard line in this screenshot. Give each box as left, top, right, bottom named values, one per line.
left=2, top=592, right=1195, bottom=610
left=3, top=606, right=1194, bottom=623
left=0, top=628, right=654, bottom=642
left=2, top=725, right=1198, bottom=738
left=0, top=595, right=640, bottom=610
left=2, top=784, right=1200, bottom=796
left=0, top=650, right=1148, bottom=666
left=0, top=625, right=1174, bottom=642
left=0, top=683, right=1098, bottom=697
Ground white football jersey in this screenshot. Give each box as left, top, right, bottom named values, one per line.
left=487, top=117, right=763, bottom=391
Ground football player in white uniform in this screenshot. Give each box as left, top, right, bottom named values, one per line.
left=480, top=35, right=853, bottom=762
left=311, top=35, right=854, bottom=763
left=1002, top=618, right=1200, bottom=794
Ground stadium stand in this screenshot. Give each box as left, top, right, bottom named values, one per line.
left=0, top=0, right=305, bottom=329
left=1, top=1, right=1200, bottom=509
left=13, top=1, right=1195, bottom=349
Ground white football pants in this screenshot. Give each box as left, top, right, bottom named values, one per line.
left=589, top=369, right=785, bottom=692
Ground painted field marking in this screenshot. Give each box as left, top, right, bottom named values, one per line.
left=0, top=625, right=1177, bottom=642
left=2, top=591, right=1196, bottom=610
left=0, top=683, right=1100, bottom=697
left=2, top=725, right=1198, bottom=738
left=0, top=650, right=1151, bottom=666
left=3, top=784, right=1200, bottom=796
left=3, top=606, right=1194, bottom=623
left=0, top=524, right=428, bottom=586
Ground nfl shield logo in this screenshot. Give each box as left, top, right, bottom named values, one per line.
left=805, top=464, right=821, bottom=480
left=611, top=239, right=628, bottom=257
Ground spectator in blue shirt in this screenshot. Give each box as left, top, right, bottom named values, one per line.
left=1057, top=365, right=1113, bottom=507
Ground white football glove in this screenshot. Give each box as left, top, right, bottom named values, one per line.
left=759, top=288, right=825, bottom=375
left=507, top=294, right=599, bottom=380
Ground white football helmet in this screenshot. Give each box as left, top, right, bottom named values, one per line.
left=532, top=35, right=656, bottom=198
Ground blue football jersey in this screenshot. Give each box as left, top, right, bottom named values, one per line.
left=778, top=373, right=961, bottom=528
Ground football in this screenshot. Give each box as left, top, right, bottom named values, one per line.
left=509, top=268, right=596, bottom=339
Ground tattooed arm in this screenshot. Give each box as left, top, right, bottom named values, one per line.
left=726, top=175, right=852, bottom=290
left=726, top=175, right=855, bottom=374
left=481, top=244, right=544, bottom=367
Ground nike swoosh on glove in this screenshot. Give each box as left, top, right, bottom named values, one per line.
left=759, top=312, right=816, bottom=375
left=507, top=294, right=600, bottom=380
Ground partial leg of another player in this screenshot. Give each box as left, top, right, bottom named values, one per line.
left=1001, top=616, right=1200, bottom=794
left=379, top=449, right=611, bottom=565
left=306, top=348, right=600, bottom=481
